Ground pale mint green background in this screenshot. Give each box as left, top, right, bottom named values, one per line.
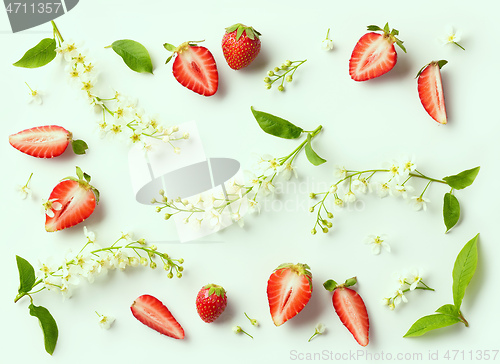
left=1, top=0, right=498, bottom=363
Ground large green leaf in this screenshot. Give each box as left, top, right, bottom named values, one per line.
left=305, top=133, right=326, bottom=166
left=403, top=313, right=461, bottom=338
left=435, top=304, right=459, bottom=317
left=29, top=303, right=58, bottom=355
left=13, top=38, right=57, bottom=68
left=443, top=167, right=480, bottom=190
left=16, top=255, right=36, bottom=294
left=452, top=234, right=479, bottom=309
left=443, top=193, right=460, bottom=233
left=250, top=107, right=303, bottom=139
left=111, top=40, right=153, bottom=74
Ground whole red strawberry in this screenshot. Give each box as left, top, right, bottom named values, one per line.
left=349, top=23, right=406, bottom=81
left=44, top=166, right=99, bottom=232
left=196, top=284, right=227, bottom=323
left=324, top=277, right=369, bottom=346
left=222, top=23, right=261, bottom=70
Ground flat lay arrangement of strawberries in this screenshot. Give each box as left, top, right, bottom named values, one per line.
left=6, top=11, right=488, bottom=361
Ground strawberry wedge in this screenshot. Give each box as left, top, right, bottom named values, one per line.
left=131, top=294, right=185, bottom=339
left=349, top=23, right=406, bottom=81
left=267, top=263, right=313, bottom=326
left=324, top=277, right=369, bottom=346
left=9, top=125, right=87, bottom=158
left=164, top=41, right=218, bottom=96
left=44, top=167, right=99, bottom=232
left=417, top=60, right=448, bottom=124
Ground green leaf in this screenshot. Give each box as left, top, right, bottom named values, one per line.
left=163, top=43, right=177, bottom=52
left=225, top=23, right=240, bottom=33
left=13, top=38, right=57, bottom=68
left=75, top=166, right=84, bottom=180
left=165, top=55, right=173, bottom=64
left=305, top=133, right=326, bottom=166
left=443, top=193, right=460, bottom=233
left=16, top=256, right=36, bottom=294
left=443, top=167, right=480, bottom=190
left=236, top=26, right=245, bottom=40
left=403, top=313, right=461, bottom=338
left=111, top=40, right=153, bottom=74
left=71, top=140, right=88, bottom=155
left=395, top=39, right=407, bottom=53
left=29, top=304, right=58, bottom=355
left=344, top=277, right=357, bottom=287
left=323, top=279, right=338, bottom=291
left=436, top=304, right=460, bottom=317
left=437, top=60, right=448, bottom=69
left=452, top=234, right=479, bottom=310
left=383, top=23, right=390, bottom=33
left=83, top=173, right=91, bottom=183
left=366, top=25, right=383, bottom=31
left=250, top=107, right=303, bottom=139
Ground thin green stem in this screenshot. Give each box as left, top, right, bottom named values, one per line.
left=51, top=21, right=64, bottom=43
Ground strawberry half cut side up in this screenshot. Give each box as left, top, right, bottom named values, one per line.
left=349, top=23, right=406, bottom=81
left=9, top=125, right=88, bottom=158
left=417, top=60, right=448, bottom=124
left=131, top=294, right=185, bottom=339
left=44, top=166, right=99, bottom=232
left=163, top=41, right=218, bottom=96
left=267, top=263, right=313, bottom=326
left=324, top=277, right=369, bottom=346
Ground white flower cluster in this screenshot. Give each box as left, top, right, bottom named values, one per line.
left=331, top=157, right=429, bottom=211
left=54, top=40, right=188, bottom=154
left=36, top=227, right=183, bottom=299
left=382, top=269, right=429, bottom=310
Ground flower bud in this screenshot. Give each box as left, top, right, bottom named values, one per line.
left=140, top=257, right=148, bottom=266
left=178, top=266, right=184, bottom=272
left=285, top=60, right=292, bottom=66
left=150, top=198, right=157, bottom=204
left=178, top=258, right=184, bottom=264
left=150, top=245, right=157, bottom=251
left=329, top=184, right=338, bottom=194
left=164, top=213, right=172, bottom=220
left=327, top=212, right=333, bottom=219
left=263, top=77, right=271, bottom=83
left=183, top=132, right=189, bottom=139
left=322, top=227, right=329, bottom=233
left=311, top=228, right=317, bottom=235
left=274, top=66, right=280, bottom=72
left=150, top=261, right=157, bottom=269
left=159, top=189, right=165, bottom=196
left=155, top=206, right=162, bottom=213
left=286, top=75, right=293, bottom=83
left=309, top=207, right=314, bottom=213
left=309, top=192, right=316, bottom=199
left=278, top=85, right=285, bottom=92
left=265, top=84, right=272, bottom=90
left=326, top=222, right=333, bottom=228
left=172, top=126, right=179, bottom=132
left=174, top=147, right=181, bottom=154
left=267, top=70, right=274, bottom=76
left=177, top=272, right=182, bottom=278
left=167, top=272, right=173, bottom=279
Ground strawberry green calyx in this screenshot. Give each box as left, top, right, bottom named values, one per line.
left=323, top=277, right=358, bottom=292
left=62, top=166, right=100, bottom=204
left=275, top=262, right=313, bottom=289
left=225, top=23, right=261, bottom=41
left=163, top=40, right=205, bottom=64
left=367, top=23, right=406, bottom=53
left=204, top=283, right=226, bottom=297
left=416, top=60, right=448, bottom=78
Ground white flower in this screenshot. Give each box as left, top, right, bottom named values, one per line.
left=390, top=184, right=414, bottom=199
left=407, top=269, right=424, bottom=291
left=43, top=198, right=63, bottom=218
left=411, top=196, right=430, bottom=211
left=26, top=83, right=42, bottom=105
left=334, top=198, right=344, bottom=207
left=381, top=297, right=391, bottom=306
left=17, top=173, right=33, bottom=200
left=375, top=182, right=390, bottom=198
left=261, top=155, right=280, bottom=177
left=333, top=165, right=347, bottom=179
left=56, top=40, right=79, bottom=62
left=190, top=217, right=203, bottom=230
left=205, top=208, right=222, bottom=230
left=351, top=177, right=368, bottom=194
left=97, top=313, right=115, bottom=330
left=308, top=323, right=326, bottom=342
left=84, top=226, right=96, bottom=243
left=344, top=191, right=356, bottom=203
left=400, top=157, right=417, bottom=174
left=394, top=289, right=408, bottom=306
left=280, top=162, right=297, bottom=180
left=120, top=231, right=134, bottom=242
left=393, top=271, right=407, bottom=288
left=232, top=326, right=241, bottom=334
left=261, top=180, right=275, bottom=196
left=328, top=184, right=338, bottom=194
left=366, top=235, right=391, bottom=255
left=321, top=28, right=334, bottom=51
left=248, top=200, right=260, bottom=214
left=439, top=26, right=465, bottom=50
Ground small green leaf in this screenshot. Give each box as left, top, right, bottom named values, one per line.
left=111, top=40, right=153, bottom=74
left=395, top=39, right=407, bottom=53
left=452, top=234, right=479, bottom=310
left=305, top=133, right=326, bottom=166
left=83, top=173, right=91, bottom=183
left=236, top=26, right=245, bottom=40
left=92, top=188, right=100, bottom=205
left=163, top=43, right=177, bottom=52
left=71, top=140, right=88, bottom=155
left=225, top=23, right=240, bottom=33
left=29, top=304, right=58, bottom=355
left=323, top=279, right=338, bottom=292
left=75, top=166, right=84, bottom=180
left=443, top=167, right=480, bottom=190
left=250, top=107, right=303, bottom=139
left=13, top=38, right=57, bottom=68
left=344, top=277, right=357, bottom=287
left=366, top=25, right=382, bottom=31
left=16, top=256, right=36, bottom=294
left=436, top=304, right=460, bottom=317
left=383, top=23, right=390, bottom=33
left=403, top=313, right=461, bottom=338
left=165, top=55, right=173, bottom=64
left=443, top=193, right=460, bottom=233
left=437, top=60, right=448, bottom=69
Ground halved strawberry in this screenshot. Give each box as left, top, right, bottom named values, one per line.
left=349, top=23, right=406, bottom=81
left=44, top=166, right=99, bottom=232
left=131, top=294, right=185, bottom=339
left=417, top=60, right=448, bottom=124
left=267, top=262, right=313, bottom=326
left=163, top=41, right=218, bottom=96
left=9, top=125, right=87, bottom=158
left=324, top=277, right=369, bottom=346
left=222, top=23, right=261, bottom=70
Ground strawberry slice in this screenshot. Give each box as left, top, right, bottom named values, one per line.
left=349, top=23, right=406, bottom=81
left=9, top=125, right=87, bottom=158
left=164, top=41, right=218, bottom=96
left=417, top=60, right=448, bottom=124
left=267, top=262, right=313, bottom=326
left=324, top=277, right=369, bottom=346
left=44, top=167, right=99, bottom=232
left=131, top=294, right=185, bottom=339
